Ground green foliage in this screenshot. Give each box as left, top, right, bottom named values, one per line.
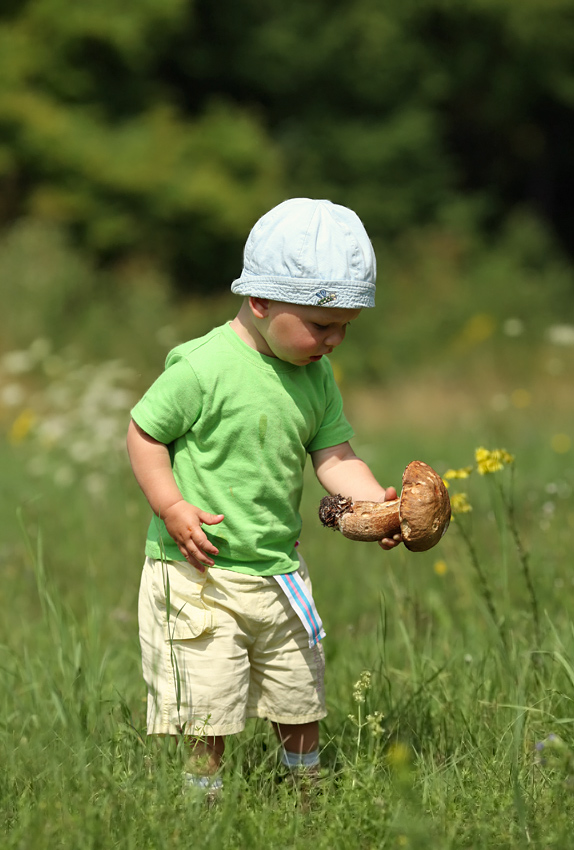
left=329, top=208, right=574, bottom=387
left=2, top=0, right=574, bottom=289
left=0, top=217, right=178, bottom=372
left=2, top=203, right=573, bottom=394
left=0, top=0, right=284, bottom=287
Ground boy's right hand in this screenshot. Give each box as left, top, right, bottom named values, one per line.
left=162, top=500, right=224, bottom=572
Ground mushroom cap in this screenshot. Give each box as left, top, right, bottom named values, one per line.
left=399, top=460, right=451, bottom=552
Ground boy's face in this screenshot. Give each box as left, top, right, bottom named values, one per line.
left=251, top=299, right=362, bottom=366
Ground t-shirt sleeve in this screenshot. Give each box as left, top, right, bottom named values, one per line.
left=130, top=357, right=202, bottom=444
left=307, top=360, right=355, bottom=452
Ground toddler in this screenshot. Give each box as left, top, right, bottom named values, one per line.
left=127, top=198, right=401, bottom=795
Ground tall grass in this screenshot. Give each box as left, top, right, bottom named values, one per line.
left=2, top=421, right=574, bottom=847
left=1, top=215, right=574, bottom=846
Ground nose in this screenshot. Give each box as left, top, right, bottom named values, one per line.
left=325, top=326, right=346, bottom=348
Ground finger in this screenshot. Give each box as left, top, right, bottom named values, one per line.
left=181, top=533, right=218, bottom=567
left=192, top=515, right=223, bottom=557
left=190, top=541, right=217, bottom=566
left=384, top=487, right=398, bottom=502
left=177, top=544, right=206, bottom=572
left=378, top=537, right=400, bottom=550
left=187, top=557, right=206, bottom=573
left=187, top=522, right=221, bottom=556
left=191, top=532, right=219, bottom=557
left=198, top=512, right=225, bottom=526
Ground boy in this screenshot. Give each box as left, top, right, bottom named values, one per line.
left=127, top=198, right=401, bottom=795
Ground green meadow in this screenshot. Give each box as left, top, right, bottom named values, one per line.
left=1, top=222, right=574, bottom=849
left=3, top=2, right=574, bottom=845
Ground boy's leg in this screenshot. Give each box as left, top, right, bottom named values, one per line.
left=183, top=734, right=225, bottom=775
left=182, top=735, right=225, bottom=802
left=273, top=720, right=321, bottom=777
left=273, top=721, right=322, bottom=805
left=272, top=720, right=319, bottom=755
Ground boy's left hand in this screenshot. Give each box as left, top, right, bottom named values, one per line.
left=378, top=485, right=402, bottom=551
left=311, top=443, right=403, bottom=550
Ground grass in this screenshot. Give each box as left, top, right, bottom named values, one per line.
left=1, top=227, right=573, bottom=846
left=2, top=374, right=574, bottom=849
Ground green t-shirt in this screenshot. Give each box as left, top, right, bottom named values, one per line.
left=131, top=322, right=354, bottom=575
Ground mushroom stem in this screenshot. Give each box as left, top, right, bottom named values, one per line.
left=318, top=460, right=451, bottom=552
left=318, top=495, right=401, bottom=542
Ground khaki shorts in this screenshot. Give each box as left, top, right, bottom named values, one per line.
left=138, top=553, right=326, bottom=737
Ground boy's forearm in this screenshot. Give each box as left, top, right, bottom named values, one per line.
left=313, top=442, right=402, bottom=550
left=312, top=443, right=389, bottom=502
left=126, top=419, right=184, bottom=517
left=319, top=458, right=388, bottom=501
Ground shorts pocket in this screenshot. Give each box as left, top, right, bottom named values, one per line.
left=149, top=558, right=216, bottom=641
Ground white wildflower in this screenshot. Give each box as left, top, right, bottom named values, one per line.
left=1, top=383, right=25, bottom=407
left=353, top=671, right=372, bottom=703
left=2, top=350, right=35, bottom=375
left=503, top=318, right=524, bottom=337
left=547, top=324, right=574, bottom=346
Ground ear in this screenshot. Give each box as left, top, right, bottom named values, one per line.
left=249, top=296, right=270, bottom=319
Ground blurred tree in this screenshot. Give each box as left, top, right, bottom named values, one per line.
left=0, top=0, right=285, bottom=290
left=1, top=0, right=574, bottom=291
left=418, top=0, right=574, bottom=248
left=161, top=0, right=455, bottom=235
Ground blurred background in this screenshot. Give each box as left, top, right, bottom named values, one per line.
left=1, top=0, right=573, bottom=508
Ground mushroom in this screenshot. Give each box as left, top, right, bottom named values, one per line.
left=318, top=460, right=451, bottom=552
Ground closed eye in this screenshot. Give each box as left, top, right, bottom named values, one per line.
left=312, top=322, right=351, bottom=331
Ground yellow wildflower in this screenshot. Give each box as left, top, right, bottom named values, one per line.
left=444, top=466, right=473, bottom=480
left=456, top=313, right=496, bottom=349
left=386, top=742, right=411, bottom=768
left=551, top=434, right=571, bottom=454
left=434, top=559, right=448, bottom=576
left=9, top=409, right=36, bottom=444
left=511, top=388, right=531, bottom=409
left=331, top=360, right=344, bottom=385
left=450, top=493, right=472, bottom=515
left=475, top=447, right=514, bottom=475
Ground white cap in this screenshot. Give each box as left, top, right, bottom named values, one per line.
left=231, top=198, right=376, bottom=308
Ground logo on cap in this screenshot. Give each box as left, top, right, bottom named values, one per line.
left=315, top=290, right=337, bottom=306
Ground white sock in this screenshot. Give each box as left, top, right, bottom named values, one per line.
left=183, top=773, right=223, bottom=791
left=281, top=748, right=320, bottom=769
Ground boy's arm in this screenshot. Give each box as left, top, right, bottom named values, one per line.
left=311, top=441, right=401, bottom=551
left=126, top=419, right=224, bottom=571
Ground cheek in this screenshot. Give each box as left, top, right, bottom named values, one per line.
left=276, top=324, right=314, bottom=350
left=271, top=317, right=320, bottom=353
left=295, top=329, right=320, bottom=350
